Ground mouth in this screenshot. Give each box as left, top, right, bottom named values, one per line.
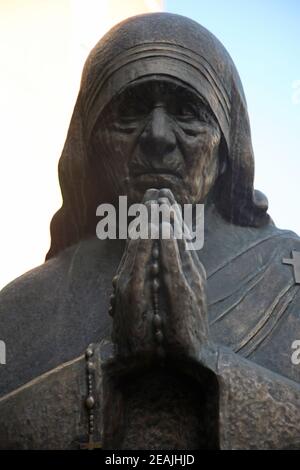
left=130, top=172, right=183, bottom=191
left=131, top=170, right=183, bottom=180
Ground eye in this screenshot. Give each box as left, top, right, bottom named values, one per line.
left=110, top=98, right=150, bottom=133
left=168, top=101, right=199, bottom=120
left=117, top=99, right=150, bottom=122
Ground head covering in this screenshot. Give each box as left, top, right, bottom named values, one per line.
left=46, top=12, right=269, bottom=260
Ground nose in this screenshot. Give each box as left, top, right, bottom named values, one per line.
left=139, top=106, right=176, bottom=158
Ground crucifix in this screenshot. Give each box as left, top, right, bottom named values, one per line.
left=282, top=251, right=300, bottom=284
left=79, top=434, right=102, bottom=450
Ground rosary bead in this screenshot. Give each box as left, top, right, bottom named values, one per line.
left=152, top=278, right=160, bottom=292
left=153, top=314, right=162, bottom=328
left=108, top=305, right=114, bottom=316
left=87, top=361, right=95, bottom=373
left=151, top=262, right=159, bottom=276
left=85, top=347, right=93, bottom=359
left=110, top=293, right=115, bottom=304
left=155, top=330, right=164, bottom=344
left=85, top=396, right=95, bottom=410
left=152, top=246, right=159, bottom=260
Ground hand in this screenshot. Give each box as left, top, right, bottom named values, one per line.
left=157, top=188, right=209, bottom=359
left=111, top=188, right=209, bottom=361
left=111, top=190, right=159, bottom=358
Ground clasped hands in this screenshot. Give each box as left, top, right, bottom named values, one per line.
left=111, top=188, right=209, bottom=362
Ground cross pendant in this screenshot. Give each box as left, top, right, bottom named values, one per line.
left=282, top=251, right=300, bottom=284
left=79, top=434, right=102, bottom=450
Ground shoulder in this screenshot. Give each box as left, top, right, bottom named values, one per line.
left=0, top=249, right=72, bottom=311
left=0, top=245, right=78, bottom=396
left=0, top=238, right=122, bottom=397
left=258, top=225, right=300, bottom=267
left=0, top=236, right=119, bottom=308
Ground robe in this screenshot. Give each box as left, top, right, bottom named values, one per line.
left=0, top=205, right=300, bottom=448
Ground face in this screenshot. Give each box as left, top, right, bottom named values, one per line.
left=93, top=78, right=222, bottom=205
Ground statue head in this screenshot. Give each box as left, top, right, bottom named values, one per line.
left=47, top=12, right=269, bottom=259
left=94, top=76, right=223, bottom=206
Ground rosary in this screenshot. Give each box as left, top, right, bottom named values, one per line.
left=109, top=240, right=165, bottom=357
left=80, top=343, right=102, bottom=450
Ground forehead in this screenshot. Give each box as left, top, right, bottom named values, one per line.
left=112, top=76, right=207, bottom=106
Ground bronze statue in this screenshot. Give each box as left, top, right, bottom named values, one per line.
left=1, top=13, right=300, bottom=450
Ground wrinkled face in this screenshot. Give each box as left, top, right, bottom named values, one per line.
left=93, top=77, right=222, bottom=205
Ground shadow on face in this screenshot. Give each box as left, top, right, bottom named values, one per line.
left=93, top=77, right=223, bottom=205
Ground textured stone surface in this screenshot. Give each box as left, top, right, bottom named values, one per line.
left=0, top=343, right=105, bottom=450
left=217, top=349, right=300, bottom=450
left=0, top=356, right=87, bottom=449
left=102, top=355, right=219, bottom=450
left=1, top=342, right=299, bottom=450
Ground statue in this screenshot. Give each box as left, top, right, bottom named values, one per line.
left=1, top=13, right=300, bottom=450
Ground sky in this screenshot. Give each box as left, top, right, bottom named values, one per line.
left=166, top=0, right=300, bottom=234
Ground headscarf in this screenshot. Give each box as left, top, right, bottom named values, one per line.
left=46, top=12, right=269, bottom=260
